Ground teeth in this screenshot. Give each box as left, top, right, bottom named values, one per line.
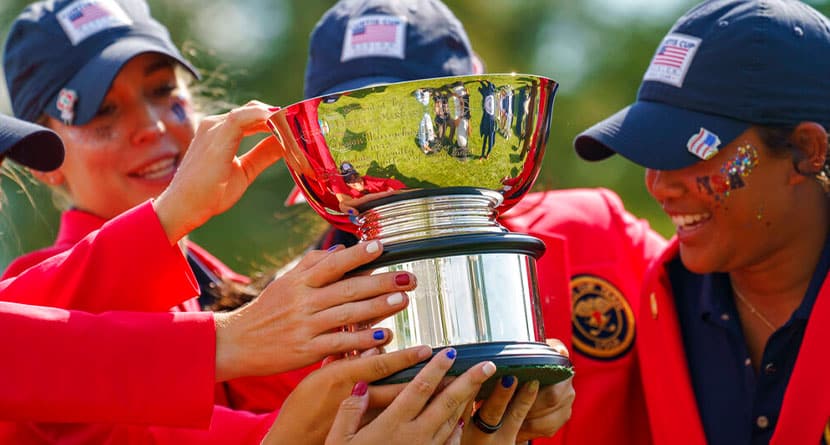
left=671, top=212, right=711, bottom=228
left=134, top=158, right=176, bottom=179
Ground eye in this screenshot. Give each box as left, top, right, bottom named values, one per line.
left=95, top=101, right=117, bottom=118
left=151, top=83, right=177, bottom=99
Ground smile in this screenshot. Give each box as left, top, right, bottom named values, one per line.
left=670, top=212, right=712, bottom=230
left=130, top=156, right=178, bottom=180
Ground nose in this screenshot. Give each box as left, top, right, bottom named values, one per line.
left=130, top=103, right=166, bottom=146
left=644, top=168, right=686, bottom=202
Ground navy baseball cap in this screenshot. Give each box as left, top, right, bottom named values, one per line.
left=4, top=0, right=199, bottom=126
left=0, top=114, right=64, bottom=171
left=304, top=0, right=480, bottom=99
left=574, top=0, right=830, bottom=170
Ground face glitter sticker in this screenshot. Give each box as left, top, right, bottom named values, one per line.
left=696, top=144, right=759, bottom=201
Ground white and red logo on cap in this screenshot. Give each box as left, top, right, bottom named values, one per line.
left=56, top=88, right=78, bottom=125
left=643, top=33, right=701, bottom=88
left=341, top=15, right=407, bottom=62
left=56, top=0, right=132, bottom=46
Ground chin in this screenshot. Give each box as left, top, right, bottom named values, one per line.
left=677, top=247, right=718, bottom=274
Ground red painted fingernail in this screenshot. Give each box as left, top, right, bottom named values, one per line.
left=351, top=381, right=368, bottom=396
left=268, top=106, right=281, bottom=111
left=395, top=273, right=411, bottom=286
left=457, top=418, right=465, bottom=428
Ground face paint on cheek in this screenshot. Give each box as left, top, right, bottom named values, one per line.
left=93, top=125, right=116, bottom=141
left=171, top=102, right=187, bottom=123
left=695, top=144, right=759, bottom=202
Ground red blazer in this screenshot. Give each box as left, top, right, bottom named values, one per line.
left=0, top=202, right=277, bottom=443
left=0, top=302, right=214, bottom=427
left=638, top=239, right=830, bottom=445
left=501, top=189, right=665, bottom=445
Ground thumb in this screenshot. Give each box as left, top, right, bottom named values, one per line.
left=326, top=382, right=370, bottom=443
left=238, top=134, right=284, bottom=185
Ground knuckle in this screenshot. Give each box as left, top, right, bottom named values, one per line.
left=371, top=356, right=392, bottom=377
left=411, top=377, right=436, bottom=397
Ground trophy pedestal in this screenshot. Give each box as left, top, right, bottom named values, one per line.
left=373, top=342, right=572, bottom=398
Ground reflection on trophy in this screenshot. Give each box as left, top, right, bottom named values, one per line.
left=268, top=74, right=573, bottom=394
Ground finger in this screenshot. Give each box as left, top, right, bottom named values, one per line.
left=331, top=345, right=432, bottom=383
left=418, top=360, right=496, bottom=430
left=237, top=135, right=284, bottom=185
left=309, top=328, right=394, bottom=358
left=326, top=382, right=370, bottom=441
left=312, top=271, right=415, bottom=311
left=500, top=380, right=540, bottom=437
left=380, top=348, right=459, bottom=421
left=366, top=382, right=407, bottom=408
left=474, top=375, right=518, bottom=429
left=545, top=338, right=569, bottom=357
left=518, top=379, right=575, bottom=441
left=288, top=248, right=340, bottom=275
left=313, top=292, right=409, bottom=330
left=442, top=419, right=464, bottom=445
left=305, top=241, right=384, bottom=287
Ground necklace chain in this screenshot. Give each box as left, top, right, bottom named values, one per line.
left=731, top=285, right=777, bottom=333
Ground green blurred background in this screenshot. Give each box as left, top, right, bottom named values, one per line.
left=2, top=0, right=828, bottom=275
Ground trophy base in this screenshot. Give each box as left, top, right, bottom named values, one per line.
left=373, top=341, right=573, bottom=399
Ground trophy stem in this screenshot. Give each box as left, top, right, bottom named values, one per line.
left=355, top=189, right=506, bottom=245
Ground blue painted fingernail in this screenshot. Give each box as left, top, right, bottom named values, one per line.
left=373, top=329, right=385, bottom=340
left=501, top=375, right=515, bottom=388
left=326, top=244, right=340, bottom=252
left=445, top=348, right=456, bottom=359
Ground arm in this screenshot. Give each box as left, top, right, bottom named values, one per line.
left=0, top=302, right=214, bottom=427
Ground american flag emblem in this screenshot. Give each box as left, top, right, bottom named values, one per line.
left=56, top=0, right=131, bottom=45
left=686, top=127, right=721, bottom=161
left=642, top=33, right=701, bottom=88
left=341, top=15, right=406, bottom=62
left=67, top=2, right=112, bottom=29
left=652, top=44, right=690, bottom=69
left=351, top=22, right=398, bottom=44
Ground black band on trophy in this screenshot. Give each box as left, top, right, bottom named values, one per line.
left=472, top=410, right=504, bottom=434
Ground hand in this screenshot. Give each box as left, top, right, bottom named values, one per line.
left=213, top=240, right=416, bottom=381
left=154, top=100, right=283, bottom=244
left=322, top=348, right=497, bottom=445
left=515, top=339, right=575, bottom=442
left=461, top=376, right=540, bottom=444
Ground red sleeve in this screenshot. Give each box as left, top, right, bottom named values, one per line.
left=0, top=201, right=199, bottom=312
left=0, top=302, right=215, bottom=427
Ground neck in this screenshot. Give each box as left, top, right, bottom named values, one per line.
left=729, top=196, right=829, bottom=325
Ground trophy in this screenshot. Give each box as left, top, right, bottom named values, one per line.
left=267, top=74, right=572, bottom=394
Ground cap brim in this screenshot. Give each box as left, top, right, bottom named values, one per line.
left=574, top=100, right=751, bottom=170
left=316, top=76, right=404, bottom=98
left=46, top=35, right=199, bottom=126
left=0, top=114, right=64, bottom=171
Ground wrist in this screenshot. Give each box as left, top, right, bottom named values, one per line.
left=214, top=311, right=242, bottom=382
left=153, top=190, right=196, bottom=245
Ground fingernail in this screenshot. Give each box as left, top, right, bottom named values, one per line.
left=482, top=361, right=497, bottom=377
left=327, top=244, right=340, bottom=252
left=351, top=381, right=368, bottom=396
left=395, top=273, right=411, bottom=286
left=501, top=375, right=515, bottom=388
left=373, top=329, right=385, bottom=340
left=445, top=348, right=457, bottom=360
left=268, top=106, right=281, bottom=111
left=386, top=292, right=404, bottom=306
left=527, top=380, right=540, bottom=392
left=365, top=240, right=380, bottom=254
left=457, top=418, right=465, bottom=429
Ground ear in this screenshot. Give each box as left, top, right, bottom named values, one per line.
left=29, top=168, right=65, bottom=187
left=789, top=122, right=827, bottom=184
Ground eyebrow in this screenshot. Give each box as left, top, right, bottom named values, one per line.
left=144, top=57, right=176, bottom=76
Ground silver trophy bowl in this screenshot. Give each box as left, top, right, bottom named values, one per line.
left=268, top=74, right=572, bottom=393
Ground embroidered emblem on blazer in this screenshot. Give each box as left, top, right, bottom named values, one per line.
left=571, top=275, right=635, bottom=360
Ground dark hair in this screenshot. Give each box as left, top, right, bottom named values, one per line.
left=756, top=125, right=830, bottom=192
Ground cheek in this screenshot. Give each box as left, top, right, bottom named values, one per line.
left=164, top=97, right=196, bottom=148
left=695, top=145, right=760, bottom=203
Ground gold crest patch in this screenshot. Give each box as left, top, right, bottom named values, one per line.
left=824, top=418, right=829, bottom=444
left=571, top=275, right=635, bottom=360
